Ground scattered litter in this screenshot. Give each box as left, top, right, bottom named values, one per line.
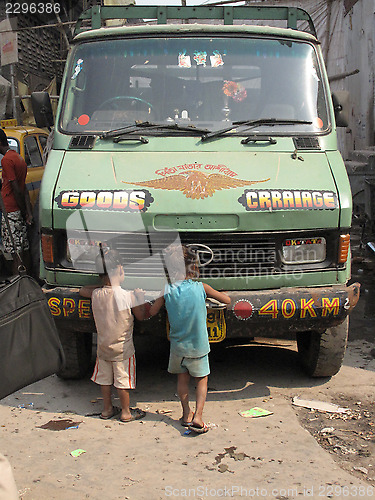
left=18, top=488, right=30, bottom=496
left=207, top=422, right=218, bottom=429
left=239, top=407, right=273, bottom=418
left=333, top=444, right=356, bottom=455
left=17, top=403, right=34, bottom=409
left=353, top=466, right=368, bottom=474
left=156, top=409, right=172, bottom=414
left=292, top=397, right=349, bottom=413
left=319, top=427, right=335, bottom=434
left=70, top=449, right=86, bottom=458
left=38, top=419, right=82, bottom=431
left=183, top=429, right=191, bottom=436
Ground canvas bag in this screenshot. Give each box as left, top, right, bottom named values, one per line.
left=0, top=191, right=65, bottom=400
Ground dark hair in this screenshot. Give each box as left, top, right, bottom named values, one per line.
left=95, top=247, right=122, bottom=277
left=0, top=128, right=8, bottom=147
left=164, top=244, right=198, bottom=281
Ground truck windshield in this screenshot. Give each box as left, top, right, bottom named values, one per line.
left=60, top=36, right=329, bottom=135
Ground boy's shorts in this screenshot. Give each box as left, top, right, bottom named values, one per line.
left=91, top=354, right=136, bottom=389
left=168, top=352, right=210, bottom=378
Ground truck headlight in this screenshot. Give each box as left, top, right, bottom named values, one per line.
left=67, top=237, right=108, bottom=271
left=282, top=237, right=326, bottom=264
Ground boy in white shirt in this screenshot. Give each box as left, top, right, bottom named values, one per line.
left=81, top=249, right=145, bottom=422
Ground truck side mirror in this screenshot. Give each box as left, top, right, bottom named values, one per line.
left=331, top=91, right=350, bottom=128
left=31, top=92, right=54, bottom=129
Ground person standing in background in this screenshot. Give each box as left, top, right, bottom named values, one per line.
left=0, top=128, right=32, bottom=275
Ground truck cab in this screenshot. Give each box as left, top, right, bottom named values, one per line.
left=38, top=5, right=359, bottom=379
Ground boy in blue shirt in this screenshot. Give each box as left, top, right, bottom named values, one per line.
left=150, top=244, right=230, bottom=434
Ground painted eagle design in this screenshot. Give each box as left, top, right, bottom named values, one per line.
left=122, top=171, right=270, bottom=199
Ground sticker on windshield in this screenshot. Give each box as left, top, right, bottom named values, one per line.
left=55, top=189, right=154, bottom=212
left=210, top=51, right=224, bottom=68
left=193, top=51, right=207, bottom=67
left=71, top=58, right=83, bottom=80
left=78, top=114, right=90, bottom=126
left=238, top=189, right=338, bottom=211
left=178, top=52, right=191, bottom=68
left=313, top=117, right=323, bottom=129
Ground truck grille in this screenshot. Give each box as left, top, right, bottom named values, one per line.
left=111, top=232, right=276, bottom=278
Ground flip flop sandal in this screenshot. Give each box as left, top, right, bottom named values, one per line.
left=190, top=422, right=209, bottom=434
left=179, top=417, right=193, bottom=427
left=120, top=408, right=146, bottom=423
left=100, top=406, right=121, bottom=420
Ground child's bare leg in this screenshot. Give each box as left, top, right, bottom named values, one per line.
left=100, top=385, right=113, bottom=417
left=192, top=375, right=208, bottom=427
left=117, top=388, right=131, bottom=421
left=177, top=372, right=193, bottom=423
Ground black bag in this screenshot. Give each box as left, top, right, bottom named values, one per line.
left=0, top=274, right=65, bottom=399
left=0, top=189, right=65, bottom=400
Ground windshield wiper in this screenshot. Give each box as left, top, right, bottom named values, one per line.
left=201, top=119, right=313, bottom=142
left=101, top=121, right=210, bottom=139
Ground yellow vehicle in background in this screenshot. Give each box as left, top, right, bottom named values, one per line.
left=0, top=119, right=49, bottom=206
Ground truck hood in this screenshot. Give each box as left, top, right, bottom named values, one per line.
left=53, top=150, right=340, bottom=232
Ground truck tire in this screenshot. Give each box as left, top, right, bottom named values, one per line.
left=296, top=317, right=349, bottom=377
left=56, top=329, right=93, bottom=379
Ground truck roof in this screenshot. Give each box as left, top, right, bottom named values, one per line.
left=74, top=22, right=318, bottom=44
left=73, top=5, right=317, bottom=43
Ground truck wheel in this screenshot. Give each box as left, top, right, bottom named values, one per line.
left=296, top=317, right=349, bottom=377
left=56, top=329, right=93, bottom=379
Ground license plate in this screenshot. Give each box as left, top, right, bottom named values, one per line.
left=166, top=309, right=226, bottom=343
left=207, top=309, right=226, bottom=343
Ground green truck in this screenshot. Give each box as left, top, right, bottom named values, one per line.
left=33, top=5, right=360, bottom=379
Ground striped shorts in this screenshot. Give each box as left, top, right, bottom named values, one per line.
left=91, top=354, right=136, bottom=389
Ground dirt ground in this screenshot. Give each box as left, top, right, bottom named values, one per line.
left=1, top=334, right=374, bottom=500
left=294, top=394, right=374, bottom=486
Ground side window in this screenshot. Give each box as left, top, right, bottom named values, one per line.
left=38, top=135, right=48, bottom=164
left=24, top=136, right=43, bottom=167
left=38, top=135, right=48, bottom=152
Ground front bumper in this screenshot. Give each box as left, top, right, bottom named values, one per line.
left=43, top=282, right=360, bottom=338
